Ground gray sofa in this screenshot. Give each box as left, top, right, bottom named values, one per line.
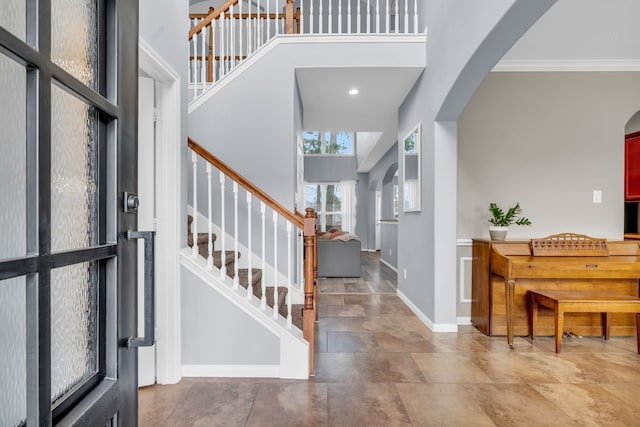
left=317, top=237, right=361, bottom=277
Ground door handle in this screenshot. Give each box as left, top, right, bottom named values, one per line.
left=127, top=230, right=155, bottom=348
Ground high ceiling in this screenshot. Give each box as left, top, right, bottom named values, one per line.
left=296, top=67, right=423, bottom=172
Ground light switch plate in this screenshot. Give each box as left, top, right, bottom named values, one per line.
left=593, top=190, right=602, bottom=203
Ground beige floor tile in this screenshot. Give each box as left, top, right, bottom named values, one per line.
left=245, top=382, right=328, bottom=427
left=163, top=381, right=259, bottom=427
left=314, top=353, right=360, bottom=383
left=464, top=383, right=579, bottom=426
left=411, top=353, right=493, bottom=384
left=355, top=352, right=426, bottom=383
left=396, top=383, right=496, bottom=426
left=322, top=304, right=366, bottom=317
left=532, top=383, right=640, bottom=426
left=327, top=331, right=380, bottom=352
left=327, top=383, right=412, bottom=426
left=375, top=329, right=438, bottom=353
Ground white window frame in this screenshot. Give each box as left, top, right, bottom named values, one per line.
left=304, top=182, right=342, bottom=231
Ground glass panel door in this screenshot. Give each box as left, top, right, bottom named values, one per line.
left=0, top=0, right=140, bottom=424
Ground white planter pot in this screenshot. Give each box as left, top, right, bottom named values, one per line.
left=489, top=226, right=508, bottom=241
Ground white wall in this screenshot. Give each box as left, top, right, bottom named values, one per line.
left=458, top=72, right=640, bottom=241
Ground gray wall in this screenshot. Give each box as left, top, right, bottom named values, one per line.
left=458, top=72, right=640, bottom=241
left=181, top=267, right=280, bottom=365
left=396, top=0, right=554, bottom=327
left=367, top=143, right=399, bottom=253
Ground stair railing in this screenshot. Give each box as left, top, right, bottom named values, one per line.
left=188, top=0, right=420, bottom=99
left=188, top=137, right=316, bottom=375
left=189, top=0, right=300, bottom=98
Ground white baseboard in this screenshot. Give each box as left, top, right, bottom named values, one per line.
left=379, top=258, right=397, bottom=272
left=457, top=316, right=471, bottom=325
left=182, top=364, right=281, bottom=378
left=397, top=289, right=458, bottom=333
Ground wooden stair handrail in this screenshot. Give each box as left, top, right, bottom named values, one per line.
left=189, top=0, right=239, bottom=40
left=189, top=0, right=296, bottom=40
left=188, top=138, right=304, bottom=229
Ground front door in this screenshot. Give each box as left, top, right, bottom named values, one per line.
left=0, top=0, right=142, bottom=425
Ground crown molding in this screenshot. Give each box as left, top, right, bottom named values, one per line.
left=493, top=59, right=640, bottom=72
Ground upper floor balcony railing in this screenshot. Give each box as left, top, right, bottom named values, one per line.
left=189, top=0, right=420, bottom=99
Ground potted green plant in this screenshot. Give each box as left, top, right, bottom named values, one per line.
left=488, top=202, right=531, bottom=241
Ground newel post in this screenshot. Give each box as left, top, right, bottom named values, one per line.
left=285, top=0, right=294, bottom=34
left=314, top=211, right=319, bottom=321
left=303, top=207, right=317, bottom=375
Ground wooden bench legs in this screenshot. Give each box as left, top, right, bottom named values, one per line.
left=528, top=290, right=640, bottom=354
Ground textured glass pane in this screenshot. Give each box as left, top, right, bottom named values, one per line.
left=0, top=0, right=26, bottom=41
left=51, top=262, right=98, bottom=404
left=0, top=276, right=27, bottom=426
left=0, top=53, right=27, bottom=260
left=51, top=84, right=98, bottom=252
left=51, top=0, right=98, bottom=89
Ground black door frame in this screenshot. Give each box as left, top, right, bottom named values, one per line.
left=0, top=0, right=140, bottom=424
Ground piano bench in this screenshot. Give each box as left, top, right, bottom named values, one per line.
left=528, top=290, right=640, bottom=354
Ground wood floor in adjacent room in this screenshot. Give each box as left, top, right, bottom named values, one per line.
left=139, top=251, right=640, bottom=426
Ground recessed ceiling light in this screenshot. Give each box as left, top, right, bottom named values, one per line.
left=348, top=88, right=359, bottom=95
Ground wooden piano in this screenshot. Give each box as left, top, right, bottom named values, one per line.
left=471, top=233, right=640, bottom=348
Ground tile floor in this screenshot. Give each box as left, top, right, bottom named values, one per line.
left=139, top=252, right=640, bottom=426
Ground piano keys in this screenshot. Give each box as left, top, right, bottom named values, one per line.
left=471, top=234, right=640, bottom=348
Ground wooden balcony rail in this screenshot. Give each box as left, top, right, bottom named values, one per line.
left=188, top=137, right=316, bottom=376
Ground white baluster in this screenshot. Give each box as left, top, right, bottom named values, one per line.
left=328, top=0, right=332, bottom=34
left=395, top=0, right=398, bottom=33
left=404, top=0, right=408, bottom=33
left=385, top=0, right=389, bottom=33
left=201, top=25, right=207, bottom=92
left=247, top=1, right=252, bottom=54
left=206, top=163, right=213, bottom=269
left=193, top=21, right=199, bottom=97
left=414, top=0, right=418, bottom=33
left=319, top=0, right=323, bottom=33
left=219, top=171, right=227, bottom=279
left=367, top=0, right=371, bottom=33
left=247, top=192, right=253, bottom=299
left=260, top=202, right=267, bottom=309
left=239, top=0, right=243, bottom=63
left=300, top=0, right=304, bottom=34
left=338, top=0, right=342, bottom=33
left=233, top=182, right=239, bottom=289
left=266, top=0, right=270, bottom=40
left=274, top=0, right=279, bottom=36
left=191, top=152, right=198, bottom=258
left=310, top=0, right=314, bottom=34
left=286, top=221, right=292, bottom=327
left=357, top=0, right=361, bottom=33
left=220, top=12, right=225, bottom=77
left=272, top=211, right=278, bottom=319
left=212, top=20, right=218, bottom=81
left=230, top=5, right=235, bottom=70
left=347, top=0, right=351, bottom=33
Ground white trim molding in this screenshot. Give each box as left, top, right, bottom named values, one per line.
left=397, top=290, right=458, bottom=333
left=493, top=59, right=640, bottom=72
left=457, top=316, right=471, bottom=325
left=139, top=37, right=183, bottom=385
left=458, top=256, right=472, bottom=304
left=380, top=257, right=397, bottom=272
left=182, top=364, right=281, bottom=378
